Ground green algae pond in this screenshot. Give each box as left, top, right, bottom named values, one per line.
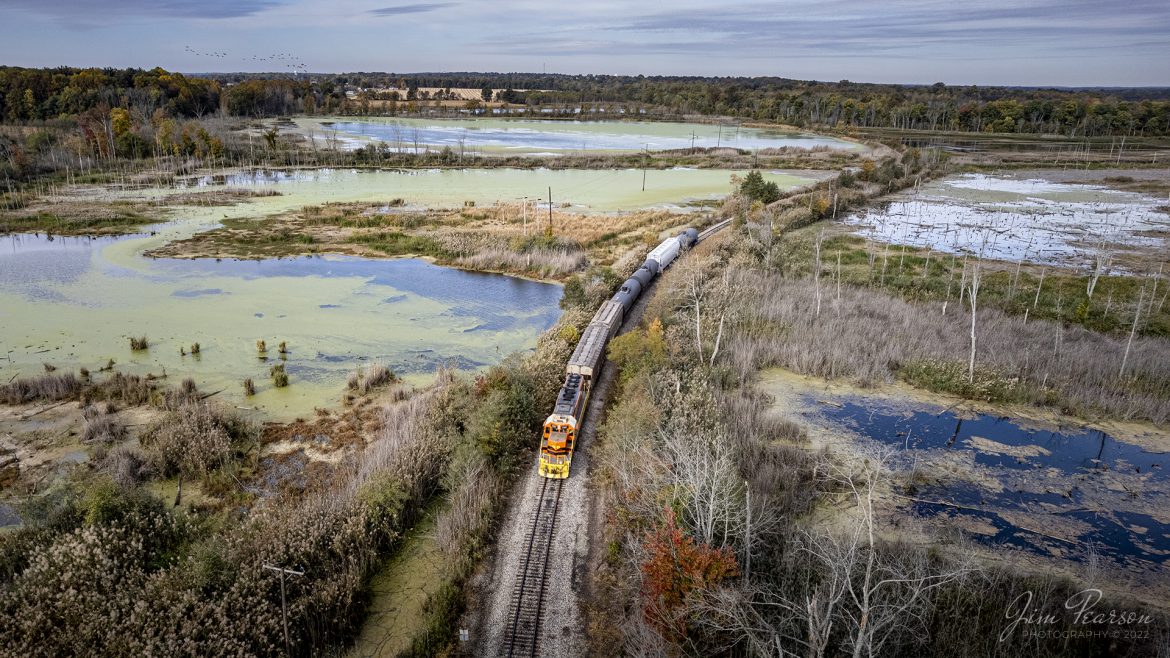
left=2, top=166, right=817, bottom=419
left=0, top=229, right=563, bottom=420
left=172, top=166, right=815, bottom=213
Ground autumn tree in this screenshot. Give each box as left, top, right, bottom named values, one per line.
left=641, top=508, right=739, bottom=638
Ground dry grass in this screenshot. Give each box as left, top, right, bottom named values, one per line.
left=81, top=404, right=126, bottom=444
left=0, top=371, right=83, bottom=405
left=146, top=201, right=696, bottom=278
left=456, top=245, right=586, bottom=277
left=346, top=362, right=395, bottom=395
left=720, top=270, right=1170, bottom=424
left=129, top=336, right=149, bottom=351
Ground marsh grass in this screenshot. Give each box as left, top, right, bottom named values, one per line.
left=81, top=404, right=126, bottom=444
left=270, top=363, right=289, bottom=387
left=347, top=362, right=395, bottom=395
left=820, top=233, right=1170, bottom=337
left=351, top=231, right=452, bottom=258
left=0, top=371, right=82, bottom=405
left=722, top=270, right=1170, bottom=423
left=129, top=335, right=149, bottom=351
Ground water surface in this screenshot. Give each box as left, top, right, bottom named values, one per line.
left=297, top=117, right=861, bottom=155
left=844, top=173, right=1170, bottom=268
left=1, top=231, right=562, bottom=419
left=807, top=395, right=1169, bottom=568
left=171, top=167, right=814, bottom=213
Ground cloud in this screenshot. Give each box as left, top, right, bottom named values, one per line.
left=475, top=0, right=1170, bottom=62
left=1, top=0, right=281, bottom=25
left=369, top=2, right=456, bottom=16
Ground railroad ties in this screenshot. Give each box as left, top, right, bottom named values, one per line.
left=502, top=478, right=564, bottom=658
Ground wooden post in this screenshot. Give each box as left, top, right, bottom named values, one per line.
left=264, top=564, right=305, bottom=656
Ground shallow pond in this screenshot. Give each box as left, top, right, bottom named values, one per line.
left=171, top=166, right=814, bottom=213
left=806, top=395, right=1169, bottom=569
left=295, top=117, right=861, bottom=155
left=0, top=231, right=562, bottom=420
left=844, top=173, right=1170, bottom=269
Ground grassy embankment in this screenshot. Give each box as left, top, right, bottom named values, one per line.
left=0, top=186, right=282, bottom=235
left=145, top=201, right=710, bottom=281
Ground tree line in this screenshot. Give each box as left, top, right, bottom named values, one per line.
left=305, top=72, right=1170, bottom=137
left=3, top=65, right=1169, bottom=137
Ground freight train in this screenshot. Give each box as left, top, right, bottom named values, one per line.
left=538, top=227, right=700, bottom=478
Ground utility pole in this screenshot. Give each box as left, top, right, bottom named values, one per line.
left=641, top=144, right=648, bottom=192
left=264, top=564, right=305, bottom=657
left=547, top=186, right=553, bottom=237
left=717, top=124, right=722, bottom=148
left=522, top=196, right=528, bottom=236
left=690, top=131, right=696, bottom=151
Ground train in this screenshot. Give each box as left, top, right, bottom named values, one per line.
left=538, top=227, right=700, bottom=479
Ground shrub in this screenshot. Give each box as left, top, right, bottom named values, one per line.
left=129, top=336, right=149, bottom=351
left=739, top=170, right=781, bottom=204
left=347, top=362, right=395, bottom=395
left=81, top=404, right=126, bottom=444
left=104, top=445, right=151, bottom=488
left=139, top=402, right=256, bottom=478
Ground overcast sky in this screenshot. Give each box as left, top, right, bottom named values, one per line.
left=0, top=0, right=1167, bottom=86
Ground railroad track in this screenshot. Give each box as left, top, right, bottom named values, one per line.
left=498, top=219, right=726, bottom=656
left=502, top=478, right=564, bottom=657
left=697, top=218, right=731, bottom=242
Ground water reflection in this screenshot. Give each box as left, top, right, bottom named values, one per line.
left=808, top=396, right=1169, bottom=567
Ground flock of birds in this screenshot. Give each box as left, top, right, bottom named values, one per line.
left=184, top=46, right=308, bottom=72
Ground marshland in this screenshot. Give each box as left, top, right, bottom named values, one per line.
left=1, top=62, right=1170, bottom=658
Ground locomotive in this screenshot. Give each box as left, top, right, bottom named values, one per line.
left=538, top=227, right=700, bottom=478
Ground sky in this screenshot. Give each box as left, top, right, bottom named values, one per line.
left=0, top=0, right=1167, bottom=87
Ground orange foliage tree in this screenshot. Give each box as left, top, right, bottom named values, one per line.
left=640, top=508, right=739, bottom=637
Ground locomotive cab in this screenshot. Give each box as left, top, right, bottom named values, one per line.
left=539, top=414, right=576, bottom=478
left=539, top=373, right=589, bottom=479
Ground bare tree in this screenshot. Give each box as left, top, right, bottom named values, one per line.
left=807, top=451, right=973, bottom=658
left=684, top=261, right=706, bottom=362
left=814, top=229, right=824, bottom=317
left=1087, top=237, right=1113, bottom=300
left=1120, top=285, right=1146, bottom=378
left=967, top=256, right=983, bottom=384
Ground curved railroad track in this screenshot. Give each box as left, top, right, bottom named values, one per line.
left=496, top=218, right=729, bottom=657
